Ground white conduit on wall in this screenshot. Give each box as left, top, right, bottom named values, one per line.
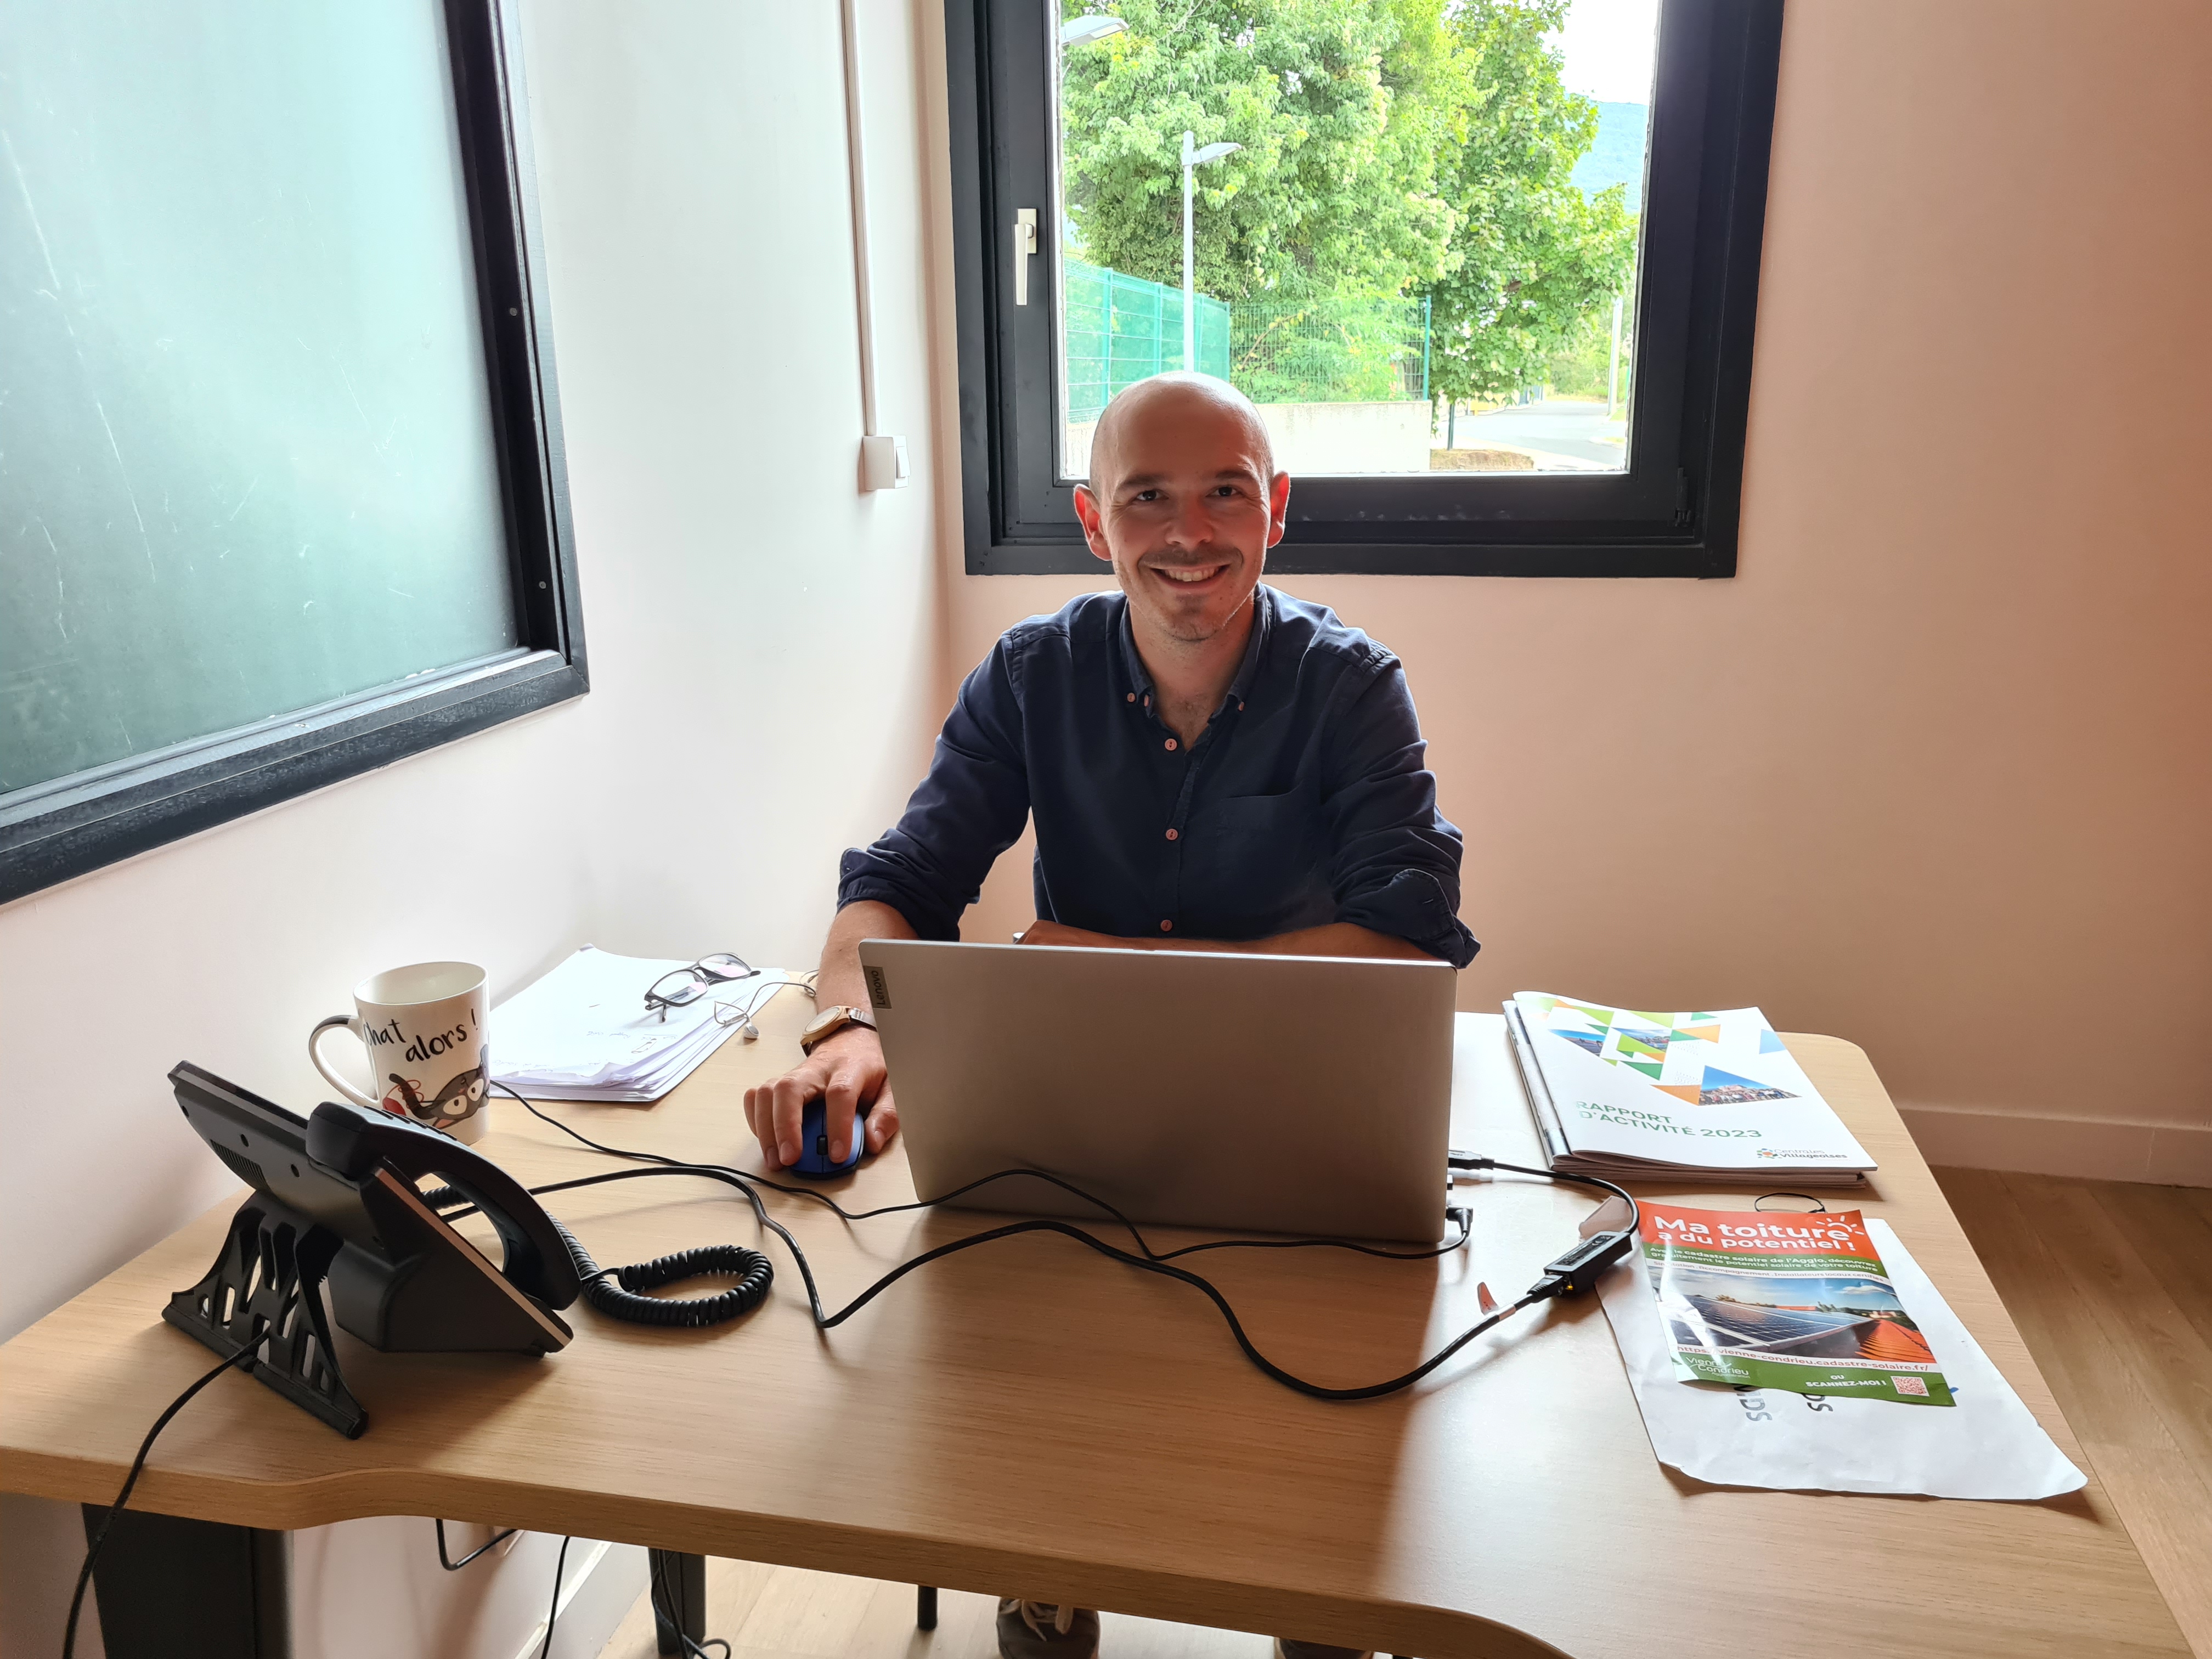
left=841, top=0, right=908, bottom=490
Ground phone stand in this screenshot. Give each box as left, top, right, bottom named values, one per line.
left=164, top=1063, right=578, bottom=1439
left=166, top=1196, right=366, bottom=1437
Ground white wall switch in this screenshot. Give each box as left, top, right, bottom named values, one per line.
left=860, top=434, right=909, bottom=491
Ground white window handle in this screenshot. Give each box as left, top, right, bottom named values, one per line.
left=1013, top=208, right=1038, bottom=306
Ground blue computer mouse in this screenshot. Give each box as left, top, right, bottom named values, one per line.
left=789, top=1096, right=867, bottom=1178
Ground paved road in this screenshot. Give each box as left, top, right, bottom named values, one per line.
left=1452, top=397, right=1628, bottom=467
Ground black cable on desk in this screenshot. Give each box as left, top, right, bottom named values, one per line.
left=493, top=1157, right=1491, bottom=1400
left=499, top=1081, right=1476, bottom=1263
left=426, top=1085, right=1629, bottom=1403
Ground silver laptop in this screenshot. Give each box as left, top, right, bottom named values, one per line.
left=856, top=939, right=1457, bottom=1242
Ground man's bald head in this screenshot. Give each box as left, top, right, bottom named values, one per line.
left=1071, top=373, right=1291, bottom=652
left=1086, top=373, right=1277, bottom=498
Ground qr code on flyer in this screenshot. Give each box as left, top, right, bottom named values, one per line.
left=1892, top=1375, right=1929, bottom=1396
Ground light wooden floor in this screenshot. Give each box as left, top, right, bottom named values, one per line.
left=1933, top=1169, right=2212, bottom=1659
left=600, top=1170, right=2212, bottom=1659
left=596, top=1565, right=1274, bottom=1659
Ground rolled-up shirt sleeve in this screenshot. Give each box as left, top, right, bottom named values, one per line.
left=1319, top=654, right=1479, bottom=968
left=837, top=637, right=1032, bottom=940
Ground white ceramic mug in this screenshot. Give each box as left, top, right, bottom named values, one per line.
left=311, top=961, right=491, bottom=1143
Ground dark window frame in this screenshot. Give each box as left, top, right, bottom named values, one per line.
left=944, top=0, right=1781, bottom=578
left=0, top=0, right=584, bottom=906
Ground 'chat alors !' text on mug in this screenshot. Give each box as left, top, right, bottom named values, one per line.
left=311, top=961, right=491, bottom=1143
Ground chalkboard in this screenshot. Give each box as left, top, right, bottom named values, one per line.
left=1, top=1, right=523, bottom=795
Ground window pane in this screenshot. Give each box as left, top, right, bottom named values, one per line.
left=0, top=1, right=518, bottom=796
left=1052, top=0, right=1656, bottom=479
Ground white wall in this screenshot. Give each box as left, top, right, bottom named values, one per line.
left=0, top=0, right=946, bottom=1650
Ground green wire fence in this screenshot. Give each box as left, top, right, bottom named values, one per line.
left=1063, top=260, right=1232, bottom=425
left=1229, top=293, right=1430, bottom=406
left=1063, top=259, right=1432, bottom=420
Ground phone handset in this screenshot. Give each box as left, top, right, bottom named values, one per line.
left=306, top=1101, right=584, bottom=1310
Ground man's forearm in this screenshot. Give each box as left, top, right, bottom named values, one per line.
left=1159, top=922, right=1433, bottom=961
left=819, top=900, right=917, bottom=1008
left=1021, top=919, right=1436, bottom=961
left=1227, top=922, right=1435, bottom=961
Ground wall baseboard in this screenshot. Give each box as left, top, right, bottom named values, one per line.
left=1900, top=1104, right=2212, bottom=1188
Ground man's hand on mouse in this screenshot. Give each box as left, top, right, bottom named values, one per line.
left=743, top=1025, right=898, bottom=1170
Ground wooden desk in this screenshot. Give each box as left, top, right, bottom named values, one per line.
left=0, top=997, right=2188, bottom=1659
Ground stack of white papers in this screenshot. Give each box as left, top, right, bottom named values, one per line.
left=491, top=946, right=813, bottom=1103
left=1505, top=992, right=1876, bottom=1187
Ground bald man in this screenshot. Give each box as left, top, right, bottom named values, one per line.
left=744, top=373, right=1477, bottom=1658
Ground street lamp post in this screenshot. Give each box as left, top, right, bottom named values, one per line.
left=1606, top=292, right=1624, bottom=419
left=1181, top=129, right=1240, bottom=371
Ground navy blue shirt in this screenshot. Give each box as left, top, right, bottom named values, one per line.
left=838, top=586, right=1478, bottom=967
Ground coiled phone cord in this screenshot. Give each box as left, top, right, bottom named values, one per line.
left=548, top=1218, right=774, bottom=1329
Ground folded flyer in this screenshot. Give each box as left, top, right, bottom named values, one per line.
left=1598, top=1216, right=2081, bottom=1497
left=1507, top=993, right=1875, bottom=1183
left=1641, top=1201, right=1952, bottom=1406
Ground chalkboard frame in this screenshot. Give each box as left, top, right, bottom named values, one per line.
left=0, top=0, right=585, bottom=905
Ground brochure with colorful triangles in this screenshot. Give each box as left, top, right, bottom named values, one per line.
left=1504, top=994, right=1875, bottom=1186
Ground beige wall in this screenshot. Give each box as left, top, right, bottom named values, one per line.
left=938, top=0, right=2212, bottom=1177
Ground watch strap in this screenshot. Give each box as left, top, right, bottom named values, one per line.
left=801, top=1006, right=878, bottom=1055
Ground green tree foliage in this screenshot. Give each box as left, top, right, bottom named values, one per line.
left=1544, top=298, right=1630, bottom=402
left=1231, top=292, right=1428, bottom=403
left=1058, top=0, right=1634, bottom=403
left=1058, top=0, right=1467, bottom=302
left=1423, top=0, right=1636, bottom=403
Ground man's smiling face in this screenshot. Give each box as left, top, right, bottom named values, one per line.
left=1074, top=375, right=1291, bottom=647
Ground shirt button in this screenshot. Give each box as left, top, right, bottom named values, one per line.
left=1160, top=919, right=1173, bottom=933
left=1165, top=828, right=1178, bottom=842
left=1164, top=738, right=1177, bottom=752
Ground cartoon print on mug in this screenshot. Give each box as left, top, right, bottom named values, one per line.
left=381, top=1075, right=426, bottom=1120
left=426, top=1062, right=488, bottom=1133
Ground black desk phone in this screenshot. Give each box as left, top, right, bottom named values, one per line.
left=166, top=1062, right=581, bottom=1437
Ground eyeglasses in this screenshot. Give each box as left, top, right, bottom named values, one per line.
left=644, top=952, right=758, bottom=1020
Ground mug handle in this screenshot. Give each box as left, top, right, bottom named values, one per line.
left=309, top=1015, right=384, bottom=1111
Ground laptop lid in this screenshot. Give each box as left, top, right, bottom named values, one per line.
left=857, top=940, right=1457, bottom=1242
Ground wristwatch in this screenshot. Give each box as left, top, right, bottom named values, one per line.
left=800, top=1005, right=879, bottom=1055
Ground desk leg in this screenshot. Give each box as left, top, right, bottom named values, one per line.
left=80, top=1506, right=290, bottom=1659
left=651, top=1549, right=707, bottom=1656
left=917, top=1585, right=938, bottom=1630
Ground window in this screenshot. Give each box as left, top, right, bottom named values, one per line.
left=0, top=0, right=580, bottom=904
left=944, top=0, right=1780, bottom=576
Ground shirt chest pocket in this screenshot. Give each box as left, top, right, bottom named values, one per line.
left=1192, top=789, right=1324, bottom=886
